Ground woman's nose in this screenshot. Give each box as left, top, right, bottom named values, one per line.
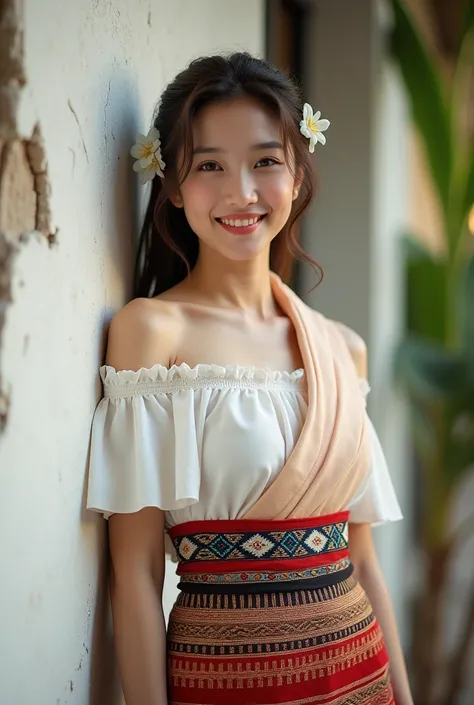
left=224, top=170, right=258, bottom=207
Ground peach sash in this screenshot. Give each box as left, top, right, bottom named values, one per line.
left=243, top=273, right=371, bottom=520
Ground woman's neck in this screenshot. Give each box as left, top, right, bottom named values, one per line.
left=186, top=247, right=279, bottom=319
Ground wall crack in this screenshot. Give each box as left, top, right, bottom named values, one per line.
left=68, top=99, right=90, bottom=164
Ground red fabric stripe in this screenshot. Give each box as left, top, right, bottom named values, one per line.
left=168, top=510, right=349, bottom=540
left=168, top=621, right=393, bottom=704
left=176, top=548, right=349, bottom=575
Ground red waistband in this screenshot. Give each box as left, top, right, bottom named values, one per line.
left=168, top=510, right=349, bottom=540
left=168, top=511, right=350, bottom=576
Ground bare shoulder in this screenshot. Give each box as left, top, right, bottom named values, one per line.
left=332, top=321, right=367, bottom=378
left=105, top=297, right=184, bottom=371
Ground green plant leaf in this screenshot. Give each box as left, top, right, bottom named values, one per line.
left=407, top=258, right=449, bottom=342
left=449, top=27, right=474, bottom=255
left=462, top=0, right=474, bottom=36
left=462, top=255, right=474, bottom=373
left=389, top=0, right=452, bottom=217
left=463, top=150, right=474, bottom=218
left=395, top=335, right=467, bottom=399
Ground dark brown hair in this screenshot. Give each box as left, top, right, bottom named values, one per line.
left=134, top=52, right=322, bottom=298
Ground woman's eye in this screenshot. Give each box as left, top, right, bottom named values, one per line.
left=198, top=161, right=222, bottom=172
left=255, top=157, right=280, bottom=168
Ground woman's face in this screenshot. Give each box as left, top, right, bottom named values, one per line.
left=174, top=97, right=299, bottom=263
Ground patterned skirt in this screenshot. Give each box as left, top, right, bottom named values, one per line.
left=167, top=511, right=395, bottom=705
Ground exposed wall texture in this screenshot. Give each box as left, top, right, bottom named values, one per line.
left=0, top=2, right=264, bottom=703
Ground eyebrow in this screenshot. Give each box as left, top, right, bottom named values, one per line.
left=193, top=140, right=284, bottom=155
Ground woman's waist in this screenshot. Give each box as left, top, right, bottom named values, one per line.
left=168, top=511, right=351, bottom=592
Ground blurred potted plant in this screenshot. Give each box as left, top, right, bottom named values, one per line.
left=389, top=0, right=474, bottom=703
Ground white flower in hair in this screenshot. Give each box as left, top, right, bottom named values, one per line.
left=299, top=103, right=330, bottom=153
left=135, top=151, right=166, bottom=184
left=130, top=127, right=166, bottom=183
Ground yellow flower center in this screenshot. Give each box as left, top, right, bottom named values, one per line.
left=141, top=143, right=154, bottom=159
left=307, top=117, right=319, bottom=134
left=144, top=153, right=159, bottom=171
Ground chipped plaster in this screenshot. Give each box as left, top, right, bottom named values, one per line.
left=0, top=1, right=55, bottom=432
left=0, top=0, right=25, bottom=430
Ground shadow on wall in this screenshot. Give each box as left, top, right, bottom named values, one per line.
left=88, top=524, right=120, bottom=705
left=101, top=68, right=142, bottom=311
left=83, top=69, right=144, bottom=704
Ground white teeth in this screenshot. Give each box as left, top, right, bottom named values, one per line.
left=220, top=216, right=261, bottom=226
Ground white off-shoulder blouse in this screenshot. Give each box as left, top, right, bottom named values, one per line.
left=86, top=363, right=402, bottom=528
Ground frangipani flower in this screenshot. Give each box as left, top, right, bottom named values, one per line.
left=130, top=127, right=165, bottom=183
left=135, top=150, right=166, bottom=184
left=299, top=103, right=330, bottom=153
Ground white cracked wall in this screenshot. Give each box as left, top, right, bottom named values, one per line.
left=0, top=2, right=264, bottom=704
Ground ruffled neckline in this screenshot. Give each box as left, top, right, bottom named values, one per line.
left=100, top=363, right=305, bottom=387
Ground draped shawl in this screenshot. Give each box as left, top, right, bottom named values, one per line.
left=243, top=273, right=371, bottom=520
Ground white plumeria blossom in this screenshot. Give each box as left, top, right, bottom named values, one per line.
left=299, top=103, right=330, bottom=153
left=130, top=127, right=166, bottom=183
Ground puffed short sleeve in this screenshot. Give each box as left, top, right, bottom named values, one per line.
left=347, top=379, right=403, bottom=525
left=86, top=365, right=202, bottom=519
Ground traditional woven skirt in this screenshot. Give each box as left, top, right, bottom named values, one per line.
left=167, top=511, right=395, bottom=705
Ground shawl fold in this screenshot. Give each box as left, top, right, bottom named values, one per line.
left=243, top=273, right=371, bottom=520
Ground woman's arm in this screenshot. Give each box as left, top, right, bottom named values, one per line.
left=105, top=300, right=179, bottom=705
left=350, top=522, right=413, bottom=705
left=109, top=507, right=168, bottom=705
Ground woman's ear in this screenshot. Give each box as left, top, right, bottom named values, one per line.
left=292, top=170, right=303, bottom=201
left=170, top=191, right=184, bottom=208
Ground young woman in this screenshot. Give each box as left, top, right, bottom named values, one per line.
left=87, top=52, right=413, bottom=705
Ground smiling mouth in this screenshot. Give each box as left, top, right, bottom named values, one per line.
left=215, top=214, right=266, bottom=227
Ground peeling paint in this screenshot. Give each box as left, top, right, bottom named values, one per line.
left=0, top=138, right=36, bottom=236
left=25, top=124, right=56, bottom=242
left=0, top=0, right=25, bottom=434
left=0, top=127, right=55, bottom=241
left=0, top=126, right=56, bottom=370
left=0, top=2, right=57, bottom=434
left=0, top=0, right=29, bottom=270
left=0, top=0, right=26, bottom=140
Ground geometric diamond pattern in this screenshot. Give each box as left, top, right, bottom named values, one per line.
left=209, top=536, right=234, bottom=558
left=172, top=518, right=349, bottom=565
left=304, top=529, right=328, bottom=554
left=323, top=522, right=347, bottom=551
left=280, top=533, right=300, bottom=555
left=241, top=533, right=274, bottom=558
left=178, top=537, right=198, bottom=560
